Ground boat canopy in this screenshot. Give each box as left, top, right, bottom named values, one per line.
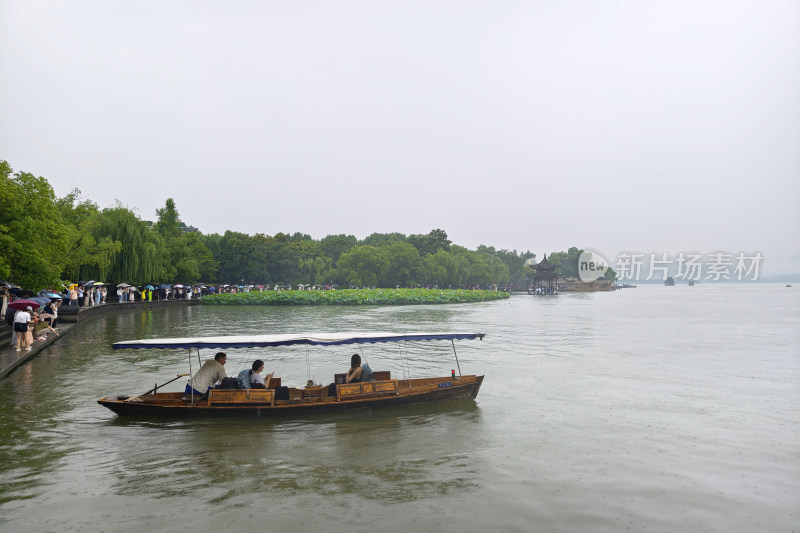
left=112, top=332, right=485, bottom=350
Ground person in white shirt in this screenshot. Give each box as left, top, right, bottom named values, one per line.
left=13, top=306, right=33, bottom=351
left=185, top=352, right=227, bottom=395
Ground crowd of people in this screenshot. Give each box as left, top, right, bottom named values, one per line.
left=0, top=281, right=204, bottom=354
left=5, top=299, right=61, bottom=352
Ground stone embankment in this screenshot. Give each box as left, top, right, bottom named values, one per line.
left=0, top=299, right=199, bottom=380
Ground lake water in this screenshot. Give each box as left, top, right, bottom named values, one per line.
left=1, top=284, right=798, bottom=532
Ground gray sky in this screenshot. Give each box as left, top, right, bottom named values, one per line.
left=2, top=1, right=799, bottom=273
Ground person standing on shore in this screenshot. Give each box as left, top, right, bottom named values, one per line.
left=13, top=306, right=32, bottom=352
left=0, top=285, right=7, bottom=318
left=69, top=286, right=78, bottom=306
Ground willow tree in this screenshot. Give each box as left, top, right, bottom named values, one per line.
left=90, top=206, right=165, bottom=283
left=58, top=189, right=122, bottom=283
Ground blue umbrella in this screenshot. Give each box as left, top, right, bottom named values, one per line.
left=158, top=284, right=171, bottom=289
left=30, top=296, right=51, bottom=307
left=38, top=290, right=62, bottom=298
left=145, top=285, right=155, bottom=290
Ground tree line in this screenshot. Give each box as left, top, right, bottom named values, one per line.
left=2, top=160, right=548, bottom=290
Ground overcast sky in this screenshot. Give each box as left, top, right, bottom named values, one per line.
left=2, top=1, right=798, bottom=273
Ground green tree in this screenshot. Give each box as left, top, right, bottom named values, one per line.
left=298, top=256, right=332, bottom=286
left=154, top=198, right=181, bottom=238
left=319, top=234, right=357, bottom=263
left=57, top=189, right=122, bottom=282
left=549, top=247, right=583, bottom=278
left=0, top=162, right=71, bottom=289
left=383, top=241, right=422, bottom=287
left=408, top=228, right=451, bottom=256
left=421, top=249, right=451, bottom=286
left=476, top=245, right=534, bottom=284
left=186, top=232, right=219, bottom=282
left=215, top=231, right=270, bottom=283
left=360, top=232, right=407, bottom=246
left=90, top=205, right=165, bottom=284
left=335, top=245, right=390, bottom=287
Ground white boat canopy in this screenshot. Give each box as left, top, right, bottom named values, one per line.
left=113, top=332, right=485, bottom=350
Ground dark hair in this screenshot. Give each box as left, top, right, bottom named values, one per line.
left=214, top=352, right=227, bottom=362
left=252, top=359, right=264, bottom=372
left=350, top=353, right=361, bottom=367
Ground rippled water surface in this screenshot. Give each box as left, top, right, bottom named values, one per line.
left=1, top=285, right=798, bottom=532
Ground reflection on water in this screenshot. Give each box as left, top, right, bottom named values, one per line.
left=97, top=402, right=483, bottom=505
left=1, top=287, right=799, bottom=531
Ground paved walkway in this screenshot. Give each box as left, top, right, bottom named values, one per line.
left=0, top=299, right=199, bottom=381
left=0, top=322, right=77, bottom=380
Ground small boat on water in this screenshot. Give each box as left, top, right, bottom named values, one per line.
left=98, top=332, right=485, bottom=417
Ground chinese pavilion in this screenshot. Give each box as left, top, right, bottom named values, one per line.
left=527, top=254, right=559, bottom=295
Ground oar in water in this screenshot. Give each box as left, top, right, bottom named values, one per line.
left=123, top=374, right=189, bottom=402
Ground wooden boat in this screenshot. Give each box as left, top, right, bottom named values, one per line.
left=98, top=332, right=485, bottom=416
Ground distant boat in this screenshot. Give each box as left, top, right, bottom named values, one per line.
left=787, top=284, right=793, bottom=288
left=688, top=280, right=695, bottom=286
left=665, top=277, right=675, bottom=286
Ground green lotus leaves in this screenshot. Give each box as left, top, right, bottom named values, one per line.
left=201, top=288, right=509, bottom=306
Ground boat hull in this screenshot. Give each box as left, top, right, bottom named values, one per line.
left=98, top=375, right=484, bottom=417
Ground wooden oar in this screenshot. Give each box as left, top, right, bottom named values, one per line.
left=124, top=374, right=189, bottom=402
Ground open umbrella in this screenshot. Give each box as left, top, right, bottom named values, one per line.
left=174, top=284, right=184, bottom=288
left=158, top=284, right=171, bottom=289
left=40, top=292, right=63, bottom=299
left=116, top=282, right=130, bottom=288
left=92, top=281, right=105, bottom=286
left=145, top=285, right=155, bottom=290
left=8, top=299, right=44, bottom=311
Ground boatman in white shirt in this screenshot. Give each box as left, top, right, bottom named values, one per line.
left=185, top=352, right=227, bottom=396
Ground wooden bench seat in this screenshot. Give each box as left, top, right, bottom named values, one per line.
left=208, top=389, right=275, bottom=406
left=336, top=379, right=399, bottom=401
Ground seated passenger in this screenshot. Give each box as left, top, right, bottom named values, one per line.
left=249, top=359, right=289, bottom=400
left=242, top=359, right=272, bottom=389
left=185, top=352, right=227, bottom=396
left=346, top=353, right=373, bottom=383
left=328, top=353, right=373, bottom=396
